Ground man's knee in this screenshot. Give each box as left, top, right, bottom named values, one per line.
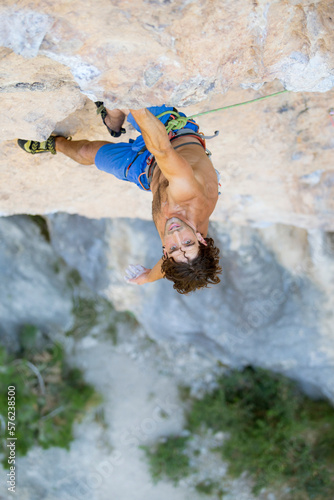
left=78, top=141, right=96, bottom=165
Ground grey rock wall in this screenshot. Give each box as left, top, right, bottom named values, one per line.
left=46, top=213, right=334, bottom=403
left=1, top=212, right=333, bottom=500
left=1, top=213, right=332, bottom=402
left=0, top=216, right=73, bottom=351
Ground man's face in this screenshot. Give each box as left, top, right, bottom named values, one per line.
left=163, top=217, right=200, bottom=263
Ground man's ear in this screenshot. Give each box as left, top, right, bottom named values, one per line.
left=196, top=232, right=207, bottom=246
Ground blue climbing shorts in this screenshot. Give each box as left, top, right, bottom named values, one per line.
left=94, top=105, right=199, bottom=191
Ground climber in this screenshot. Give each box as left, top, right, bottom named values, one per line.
left=17, top=104, right=222, bottom=294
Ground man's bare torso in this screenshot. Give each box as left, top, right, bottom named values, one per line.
left=151, top=135, right=219, bottom=239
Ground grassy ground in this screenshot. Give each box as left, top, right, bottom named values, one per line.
left=143, top=366, right=334, bottom=499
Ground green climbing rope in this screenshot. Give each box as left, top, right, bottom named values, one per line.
left=157, top=89, right=289, bottom=133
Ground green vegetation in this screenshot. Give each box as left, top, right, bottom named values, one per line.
left=66, top=268, right=82, bottom=287
left=144, top=367, right=334, bottom=499
left=0, top=325, right=101, bottom=468
left=188, top=367, right=334, bottom=498
left=195, top=480, right=226, bottom=497
left=67, top=295, right=138, bottom=345
left=28, top=215, right=50, bottom=242
left=142, top=436, right=192, bottom=485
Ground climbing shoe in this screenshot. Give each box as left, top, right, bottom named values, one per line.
left=95, top=101, right=126, bottom=138
left=17, top=136, right=57, bottom=155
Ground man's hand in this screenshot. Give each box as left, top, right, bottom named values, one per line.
left=129, top=108, right=172, bottom=158
left=124, top=264, right=151, bottom=285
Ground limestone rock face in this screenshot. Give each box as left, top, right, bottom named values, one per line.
left=0, top=0, right=334, bottom=228
left=1, top=0, right=334, bottom=116
left=0, top=50, right=85, bottom=140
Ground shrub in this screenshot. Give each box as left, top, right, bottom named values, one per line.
left=142, top=436, right=192, bottom=485
left=144, top=367, right=334, bottom=499
left=67, top=295, right=139, bottom=345
left=0, top=326, right=101, bottom=467
left=188, top=366, right=334, bottom=498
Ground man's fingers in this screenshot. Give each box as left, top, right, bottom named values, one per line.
left=124, top=271, right=135, bottom=280
left=124, top=271, right=137, bottom=280
left=128, top=264, right=145, bottom=276
left=124, top=264, right=146, bottom=283
left=129, top=264, right=145, bottom=274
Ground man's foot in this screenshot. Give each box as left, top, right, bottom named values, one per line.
left=17, top=136, right=57, bottom=154
left=95, top=102, right=126, bottom=138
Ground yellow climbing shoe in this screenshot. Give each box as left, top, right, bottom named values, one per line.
left=17, top=136, right=57, bottom=155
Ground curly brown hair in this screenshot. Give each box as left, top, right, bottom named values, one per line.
left=161, top=237, right=222, bottom=294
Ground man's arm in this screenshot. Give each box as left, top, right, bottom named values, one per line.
left=129, top=109, right=203, bottom=199
left=124, top=259, right=164, bottom=285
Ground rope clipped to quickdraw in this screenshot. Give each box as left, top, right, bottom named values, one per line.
left=157, top=89, right=289, bottom=132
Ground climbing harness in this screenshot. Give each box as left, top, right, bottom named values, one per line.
left=142, top=127, right=209, bottom=189
left=128, top=118, right=210, bottom=191
left=127, top=89, right=289, bottom=190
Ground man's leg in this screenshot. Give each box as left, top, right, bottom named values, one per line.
left=55, top=137, right=111, bottom=165
left=102, top=108, right=129, bottom=134
left=55, top=108, right=129, bottom=165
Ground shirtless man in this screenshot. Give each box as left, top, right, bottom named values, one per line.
left=18, top=105, right=222, bottom=294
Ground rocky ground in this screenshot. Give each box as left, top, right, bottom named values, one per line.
left=1, top=314, right=278, bottom=500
